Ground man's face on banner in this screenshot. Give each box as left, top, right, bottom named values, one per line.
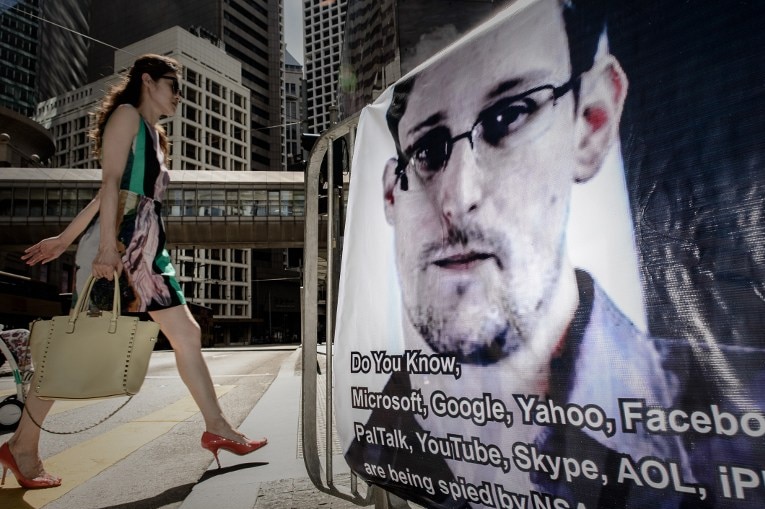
left=385, top=0, right=583, bottom=364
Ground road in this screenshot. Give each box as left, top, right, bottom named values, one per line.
left=0, top=346, right=296, bottom=509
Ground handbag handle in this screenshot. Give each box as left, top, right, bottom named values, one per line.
left=67, top=271, right=122, bottom=334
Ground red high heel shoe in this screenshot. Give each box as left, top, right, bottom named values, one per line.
left=0, top=443, right=61, bottom=489
left=200, top=432, right=267, bottom=468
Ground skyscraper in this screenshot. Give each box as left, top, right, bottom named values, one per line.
left=1, top=0, right=92, bottom=116
left=338, top=0, right=514, bottom=119
left=303, top=0, right=347, bottom=134
left=87, top=0, right=284, bottom=171
left=37, top=0, right=90, bottom=101
left=284, top=49, right=304, bottom=170
left=0, top=0, right=40, bottom=116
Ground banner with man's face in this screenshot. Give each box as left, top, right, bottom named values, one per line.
left=334, top=0, right=765, bottom=507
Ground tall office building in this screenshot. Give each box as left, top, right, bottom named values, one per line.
left=303, top=0, right=348, bottom=134
left=34, top=27, right=255, bottom=341
left=339, top=0, right=513, bottom=119
left=0, top=0, right=40, bottom=116
left=37, top=0, right=91, bottom=100
left=87, top=0, right=284, bottom=171
left=35, top=28, right=251, bottom=174
left=0, top=0, right=91, bottom=116
left=284, top=50, right=304, bottom=170
left=337, top=0, right=396, bottom=118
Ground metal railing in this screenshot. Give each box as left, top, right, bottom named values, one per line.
left=301, top=110, right=418, bottom=509
left=301, top=112, right=372, bottom=506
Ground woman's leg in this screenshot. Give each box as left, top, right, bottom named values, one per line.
left=148, top=305, right=246, bottom=442
left=6, top=388, right=59, bottom=481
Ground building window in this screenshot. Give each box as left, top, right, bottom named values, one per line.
left=210, top=190, right=225, bottom=216
left=208, top=133, right=224, bottom=151
left=184, top=189, right=197, bottom=215
left=184, top=124, right=199, bottom=142
left=184, top=88, right=199, bottom=104
left=255, top=190, right=268, bottom=216
left=45, top=189, right=60, bottom=216
left=207, top=80, right=225, bottom=98
left=166, top=189, right=183, bottom=216
left=0, top=189, right=11, bottom=216
left=206, top=151, right=222, bottom=169
left=208, top=97, right=225, bottom=116
left=268, top=190, right=280, bottom=216
left=186, top=69, right=199, bottom=86
left=185, top=104, right=199, bottom=123
left=184, top=142, right=199, bottom=160
left=240, top=190, right=254, bottom=216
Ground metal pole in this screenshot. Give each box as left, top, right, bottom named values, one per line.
left=325, top=136, right=335, bottom=482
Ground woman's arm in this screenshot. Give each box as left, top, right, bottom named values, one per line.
left=91, top=105, right=140, bottom=280
left=22, top=193, right=102, bottom=266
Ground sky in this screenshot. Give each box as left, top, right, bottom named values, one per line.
left=284, top=0, right=304, bottom=65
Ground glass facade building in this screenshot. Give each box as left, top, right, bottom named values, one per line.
left=0, top=0, right=40, bottom=116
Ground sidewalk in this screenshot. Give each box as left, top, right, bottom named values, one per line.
left=180, top=346, right=366, bottom=509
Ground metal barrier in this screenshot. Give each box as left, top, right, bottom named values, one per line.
left=300, top=112, right=371, bottom=506
left=300, top=113, right=415, bottom=509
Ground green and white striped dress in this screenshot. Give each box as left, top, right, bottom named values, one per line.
left=75, top=110, right=185, bottom=313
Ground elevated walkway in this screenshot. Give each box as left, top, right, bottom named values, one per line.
left=0, top=169, right=332, bottom=249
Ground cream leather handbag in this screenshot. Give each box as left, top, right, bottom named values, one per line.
left=30, top=272, right=159, bottom=401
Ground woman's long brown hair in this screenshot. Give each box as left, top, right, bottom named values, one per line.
left=89, top=54, right=181, bottom=162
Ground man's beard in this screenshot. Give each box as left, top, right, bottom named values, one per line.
left=409, top=298, right=523, bottom=365
left=405, top=224, right=563, bottom=365
left=408, top=227, right=522, bottom=365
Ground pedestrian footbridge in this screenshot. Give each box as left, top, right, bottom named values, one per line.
left=0, top=168, right=330, bottom=250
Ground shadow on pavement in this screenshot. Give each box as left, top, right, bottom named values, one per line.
left=0, top=487, right=36, bottom=509
left=86, top=462, right=269, bottom=509
left=95, top=483, right=195, bottom=509
left=199, top=461, right=269, bottom=482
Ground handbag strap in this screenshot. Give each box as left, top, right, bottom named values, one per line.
left=69, top=271, right=122, bottom=333
left=23, top=396, right=133, bottom=435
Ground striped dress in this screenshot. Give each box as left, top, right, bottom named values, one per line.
left=76, top=111, right=185, bottom=312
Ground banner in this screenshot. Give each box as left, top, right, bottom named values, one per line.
left=335, top=1, right=765, bottom=508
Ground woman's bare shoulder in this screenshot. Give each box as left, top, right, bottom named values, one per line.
left=105, top=104, right=140, bottom=136
left=111, top=103, right=140, bottom=120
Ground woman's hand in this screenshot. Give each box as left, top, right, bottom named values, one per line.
left=92, top=246, right=123, bottom=280
left=21, top=236, right=69, bottom=265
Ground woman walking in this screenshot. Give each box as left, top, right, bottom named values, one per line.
left=2, top=54, right=266, bottom=489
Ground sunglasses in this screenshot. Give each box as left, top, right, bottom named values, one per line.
left=158, top=75, right=182, bottom=96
